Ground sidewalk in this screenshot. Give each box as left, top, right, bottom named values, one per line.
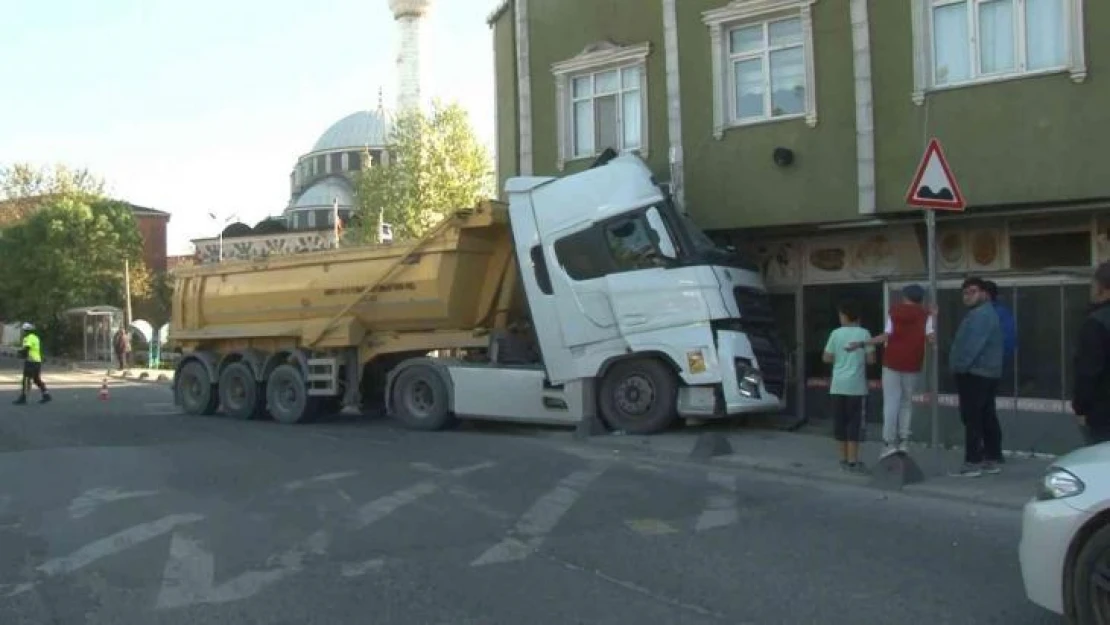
left=549, top=420, right=1052, bottom=511
left=0, top=354, right=173, bottom=385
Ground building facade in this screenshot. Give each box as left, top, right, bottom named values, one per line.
left=489, top=0, right=1110, bottom=454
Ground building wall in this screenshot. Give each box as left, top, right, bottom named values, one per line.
left=870, top=0, right=1110, bottom=213
left=492, top=5, right=520, bottom=190
left=677, top=0, right=861, bottom=230
left=133, top=214, right=168, bottom=273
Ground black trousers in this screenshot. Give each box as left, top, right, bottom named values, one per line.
left=831, top=394, right=865, bottom=442
left=1082, top=423, right=1110, bottom=446
left=21, top=361, right=46, bottom=394
left=955, top=373, right=1001, bottom=464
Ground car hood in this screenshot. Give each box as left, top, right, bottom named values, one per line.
left=1054, top=442, right=1110, bottom=475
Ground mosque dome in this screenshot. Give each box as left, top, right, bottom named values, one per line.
left=291, top=176, right=355, bottom=211
left=310, top=110, right=391, bottom=154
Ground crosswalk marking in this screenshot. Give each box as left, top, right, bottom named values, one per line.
left=340, top=558, right=385, bottom=578
left=68, top=487, right=160, bottom=520
left=471, top=464, right=608, bottom=567
left=695, top=471, right=740, bottom=532
left=283, top=471, right=360, bottom=492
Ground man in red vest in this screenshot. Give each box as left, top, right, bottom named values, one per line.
left=847, top=284, right=935, bottom=458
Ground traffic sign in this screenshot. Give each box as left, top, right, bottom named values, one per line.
left=906, top=138, right=965, bottom=211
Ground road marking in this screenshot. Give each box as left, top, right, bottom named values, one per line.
left=695, top=471, right=739, bottom=532
left=624, top=518, right=678, bottom=536
left=471, top=465, right=607, bottom=567
left=156, top=528, right=327, bottom=610
left=6, top=513, right=204, bottom=597
left=340, top=558, right=385, bottom=578
left=68, top=487, right=160, bottom=519
left=283, top=471, right=360, bottom=492
left=353, top=481, right=439, bottom=530
left=411, top=460, right=498, bottom=477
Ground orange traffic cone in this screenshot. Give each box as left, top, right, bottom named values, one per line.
left=98, top=379, right=109, bottom=401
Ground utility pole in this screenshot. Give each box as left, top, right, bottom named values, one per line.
left=123, top=258, right=133, bottom=328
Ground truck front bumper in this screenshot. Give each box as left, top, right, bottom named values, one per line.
left=676, top=329, right=786, bottom=418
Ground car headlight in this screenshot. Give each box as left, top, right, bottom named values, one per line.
left=1036, top=467, right=1085, bottom=501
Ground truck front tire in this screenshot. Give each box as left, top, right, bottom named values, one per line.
left=179, top=361, right=218, bottom=416
left=598, top=358, right=678, bottom=435
left=266, top=364, right=311, bottom=424
left=390, top=365, right=455, bottom=431
left=219, top=362, right=261, bottom=420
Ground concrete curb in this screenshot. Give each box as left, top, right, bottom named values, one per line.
left=554, top=431, right=1039, bottom=512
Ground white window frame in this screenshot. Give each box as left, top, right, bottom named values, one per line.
left=911, top=0, right=1086, bottom=104
left=552, top=41, right=651, bottom=171
left=703, top=0, right=819, bottom=139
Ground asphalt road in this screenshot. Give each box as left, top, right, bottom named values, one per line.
left=0, top=360, right=1060, bottom=625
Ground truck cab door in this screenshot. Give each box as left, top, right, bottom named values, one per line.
left=602, top=208, right=711, bottom=338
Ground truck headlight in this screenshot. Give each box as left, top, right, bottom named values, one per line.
left=735, top=358, right=762, bottom=399
left=1036, top=467, right=1085, bottom=501
left=686, top=349, right=707, bottom=374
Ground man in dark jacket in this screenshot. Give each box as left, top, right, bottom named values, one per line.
left=1074, top=261, right=1110, bottom=445
left=949, top=277, right=1004, bottom=477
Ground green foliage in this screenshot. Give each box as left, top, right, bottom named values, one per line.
left=352, top=101, right=494, bottom=243
left=0, top=196, right=143, bottom=353
left=0, top=162, right=108, bottom=228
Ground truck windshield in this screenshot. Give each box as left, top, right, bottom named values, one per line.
left=667, top=207, right=759, bottom=271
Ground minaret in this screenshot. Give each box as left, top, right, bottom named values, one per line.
left=388, top=0, right=431, bottom=113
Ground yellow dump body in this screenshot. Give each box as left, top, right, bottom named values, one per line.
left=170, top=201, right=520, bottom=356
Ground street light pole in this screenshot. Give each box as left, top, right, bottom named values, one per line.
left=208, top=212, right=238, bottom=263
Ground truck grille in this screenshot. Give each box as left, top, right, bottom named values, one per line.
left=732, top=287, right=786, bottom=400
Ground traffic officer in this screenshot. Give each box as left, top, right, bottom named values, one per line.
left=14, top=322, right=51, bottom=405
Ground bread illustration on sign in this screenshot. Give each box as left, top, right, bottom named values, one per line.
left=809, top=247, right=846, bottom=272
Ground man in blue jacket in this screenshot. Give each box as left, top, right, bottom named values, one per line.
left=983, top=280, right=1015, bottom=462
left=949, top=277, right=1004, bottom=477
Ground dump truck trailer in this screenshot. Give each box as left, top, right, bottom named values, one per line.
left=169, top=154, right=787, bottom=434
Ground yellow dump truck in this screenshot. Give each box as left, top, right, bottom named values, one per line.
left=170, top=154, right=787, bottom=434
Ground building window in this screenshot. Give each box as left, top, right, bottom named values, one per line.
left=551, top=41, right=652, bottom=170
left=912, top=0, right=1086, bottom=102
left=704, top=0, right=818, bottom=139
left=348, top=151, right=363, bottom=171
left=330, top=152, right=343, bottom=173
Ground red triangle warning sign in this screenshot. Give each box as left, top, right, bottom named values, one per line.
left=905, top=138, right=965, bottom=211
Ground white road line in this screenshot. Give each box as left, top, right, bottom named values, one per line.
left=7, top=513, right=204, bottom=597
left=624, top=518, right=679, bottom=536
left=471, top=465, right=608, bottom=567
left=353, top=481, right=439, bottom=530
left=340, top=558, right=385, bottom=578
left=283, top=471, right=360, bottom=492
left=68, top=487, right=160, bottom=520
left=410, top=460, right=498, bottom=477
left=695, top=471, right=739, bottom=532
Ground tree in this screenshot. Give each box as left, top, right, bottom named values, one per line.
left=0, top=163, right=107, bottom=227
left=351, top=101, right=494, bottom=243
left=0, top=196, right=144, bottom=353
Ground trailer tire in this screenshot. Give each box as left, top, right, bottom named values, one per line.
left=219, top=362, right=261, bottom=420
left=390, top=365, right=455, bottom=431
left=598, top=358, right=678, bottom=434
left=179, top=361, right=218, bottom=416
left=266, top=364, right=312, bottom=424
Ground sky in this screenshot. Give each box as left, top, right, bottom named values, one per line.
left=0, top=0, right=500, bottom=255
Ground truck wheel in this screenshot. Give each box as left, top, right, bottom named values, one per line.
left=390, top=365, right=455, bottom=431
left=179, top=361, right=218, bottom=416
left=219, top=362, right=261, bottom=420
left=1071, top=523, right=1110, bottom=624
left=598, top=358, right=678, bottom=434
left=266, top=364, right=311, bottom=424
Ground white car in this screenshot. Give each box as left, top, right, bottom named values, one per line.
left=1020, top=442, right=1110, bottom=623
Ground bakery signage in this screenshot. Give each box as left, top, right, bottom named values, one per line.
left=905, top=138, right=966, bottom=212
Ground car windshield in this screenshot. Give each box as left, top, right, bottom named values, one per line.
left=673, top=210, right=759, bottom=271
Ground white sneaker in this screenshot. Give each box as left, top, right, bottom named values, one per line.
left=897, top=440, right=909, bottom=453
left=880, top=445, right=899, bottom=459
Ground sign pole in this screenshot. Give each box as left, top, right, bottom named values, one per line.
left=905, top=137, right=965, bottom=476
left=926, top=209, right=940, bottom=468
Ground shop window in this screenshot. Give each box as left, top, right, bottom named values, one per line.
left=1015, top=285, right=1062, bottom=398
left=1010, top=231, right=1091, bottom=270
left=802, top=283, right=884, bottom=384
left=1063, top=284, right=1092, bottom=401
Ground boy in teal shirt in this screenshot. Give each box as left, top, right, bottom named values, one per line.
left=823, top=300, right=875, bottom=472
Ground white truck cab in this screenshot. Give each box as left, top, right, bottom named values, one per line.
left=386, top=153, right=787, bottom=435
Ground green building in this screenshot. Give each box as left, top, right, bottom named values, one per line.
left=488, top=0, right=1109, bottom=454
